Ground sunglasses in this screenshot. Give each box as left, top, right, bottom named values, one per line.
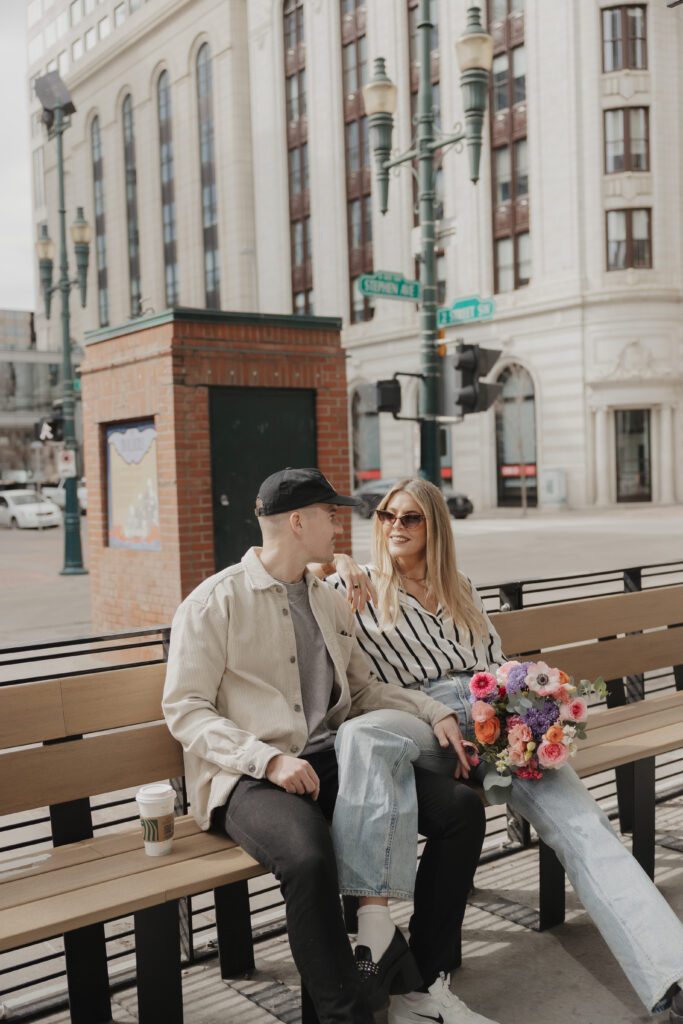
left=375, top=510, right=426, bottom=530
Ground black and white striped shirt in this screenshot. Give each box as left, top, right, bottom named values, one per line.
left=326, top=567, right=504, bottom=688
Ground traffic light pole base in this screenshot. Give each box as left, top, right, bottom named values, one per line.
left=60, top=567, right=89, bottom=575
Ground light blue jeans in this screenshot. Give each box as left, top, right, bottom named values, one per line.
left=332, top=676, right=683, bottom=1012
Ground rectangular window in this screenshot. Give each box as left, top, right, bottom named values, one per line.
left=85, top=26, right=96, bottom=50
left=514, top=138, right=528, bottom=195
left=495, top=238, right=514, bottom=293
left=98, top=15, right=110, bottom=38
left=512, top=46, right=526, bottom=104
left=517, top=232, right=531, bottom=285
left=28, top=0, right=42, bottom=28
left=495, top=147, right=511, bottom=204
left=58, top=49, right=68, bottom=75
left=114, top=3, right=126, bottom=26
left=606, top=208, right=651, bottom=269
left=84, top=0, right=96, bottom=12
left=71, top=37, right=83, bottom=61
left=492, top=53, right=509, bottom=112
left=70, top=0, right=82, bottom=26
left=28, top=33, right=44, bottom=64
left=604, top=107, right=649, bottom=173
left=57, top=10, right=68, bottom=35
left=44, top=20, right=57, bottom=46
left=602, top=6, right=647, bottom=72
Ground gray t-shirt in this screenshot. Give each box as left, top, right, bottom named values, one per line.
left=283, top=579, right=336, bottom=754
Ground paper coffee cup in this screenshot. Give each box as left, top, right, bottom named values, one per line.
left=136, top=783, right=176, bottom=856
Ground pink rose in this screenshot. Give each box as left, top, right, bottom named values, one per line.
left=537, top=741, right=569, bottom=769
left=560, top=698, right=588, bottom=723
left=469, top=672, right=498, bottom=700
left=508, top=742, right=528, bottom=767
left=526, top=661, right=562, bottom=698
left=507, top=722, right=532, bottom=746
left=472, top=700, right=497, bottom=723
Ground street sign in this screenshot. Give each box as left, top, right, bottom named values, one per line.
left=57, top=449, right=77, bottom=479
left=358, top=270, right=420, bottom=301
left=437, top=295, right=495, bottom=328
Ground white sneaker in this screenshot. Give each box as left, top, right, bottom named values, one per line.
left=388, top=973, right=501, bottom=1024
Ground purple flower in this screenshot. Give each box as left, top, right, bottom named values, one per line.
left=505, top=663, right=531, bottom=695
left=522, top=700, right=560, bottom=739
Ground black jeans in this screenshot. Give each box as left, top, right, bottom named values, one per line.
left=221, top=748, right=485, bottom=1023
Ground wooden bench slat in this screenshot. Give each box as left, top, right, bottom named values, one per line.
left=0, top=816, right=202, bottom=883
left=493, top=585, right=683, bottom=654
left=61, top=664, right=167, bottom=734
left=0, top=725, right=184, bottom=815
left=0, top=830, right=238, bottom=913
left=540, top=626, right=683, bottom=683
left=0, top=680, right=66, bottom=749
left=0, top=846, right=263, bottom=952
left=578, top=703, right=683, bottom=753
left=575, top=721, right=683, bottom=778
left=582, top=691, right=683, bottom=732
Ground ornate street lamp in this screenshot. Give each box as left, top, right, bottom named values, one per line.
left=34, top=71, right=90, bottom=575
left=363, top=2, right=493, bottom=486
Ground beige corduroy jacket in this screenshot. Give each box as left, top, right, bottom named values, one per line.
left=162, top=547, right=454, bottom=830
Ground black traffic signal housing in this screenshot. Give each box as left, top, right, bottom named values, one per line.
left=453, top=343, right=503, bottom=415
left=34, top=412, right=64, bottom=443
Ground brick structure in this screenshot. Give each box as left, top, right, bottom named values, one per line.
left=81, top=309, right=350, bottom=631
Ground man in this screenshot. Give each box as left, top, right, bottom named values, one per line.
left=163, top=468, right=481, bottom=1024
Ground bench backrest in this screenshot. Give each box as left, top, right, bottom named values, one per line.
left=0, top=664, right=182, bottom=817
left=489, top=584, right=683, bottom=683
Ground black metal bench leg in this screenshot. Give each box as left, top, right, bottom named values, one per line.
left=214, top=880, right=255, bottom=978
left=632, top=756, right=656, bottom=880
left=538, top=838, right=566, bottom=930
left=64, top=922, right=112, bottom=1024
left=301, top=981, right=322, bottom=1024
left=134, top=900, right=183, bottom=1024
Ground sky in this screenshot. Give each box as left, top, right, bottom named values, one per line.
left=0, top=0, right=35, bottom=312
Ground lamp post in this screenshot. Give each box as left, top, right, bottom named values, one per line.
left=363, top=3, right=493, bottom=486
left=35, top=71, right=90, bottom=574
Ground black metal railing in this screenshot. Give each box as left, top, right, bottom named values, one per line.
left=1, top=559, right=682, bottom=1019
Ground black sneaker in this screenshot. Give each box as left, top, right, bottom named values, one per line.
left=354, top=927, right=423, bottom=1012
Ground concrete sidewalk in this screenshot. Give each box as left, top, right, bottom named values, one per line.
left=25, top=794, right=683, bottom=1024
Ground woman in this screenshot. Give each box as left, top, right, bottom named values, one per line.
left=325, top=478, right=683, bottom=1023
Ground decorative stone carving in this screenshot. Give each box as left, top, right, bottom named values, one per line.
left=607, top=340, right=654, bottom=380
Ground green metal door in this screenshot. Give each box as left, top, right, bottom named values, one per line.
left=209, top=386, right=317, bottom=569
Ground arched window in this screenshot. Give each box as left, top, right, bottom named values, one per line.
left=90, top=116, right=108, bottom=326
left=284, top=0, right=313, bottom=314
left=341, top=0, right=373, bottom=323
left=495, top=364, right=537, bottom=507
left=157, top=71, right=179, bottom=306
left=197, top=44, right=220, bottom=309
left=122, top=94, right=142, bottom=317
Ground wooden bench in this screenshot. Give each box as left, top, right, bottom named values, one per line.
left=0, top=663, right=280, bottom=1024
left=490, top=582, right=683, bottom=928
left=2, top=583, right=682, bottom=1020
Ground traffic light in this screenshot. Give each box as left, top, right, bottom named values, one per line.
left=34, top=413, right=64, bottom=442
left=441, top=343, right=503, bottom=416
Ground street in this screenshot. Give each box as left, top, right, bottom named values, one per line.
left=1, top=505, right=681, bottom=646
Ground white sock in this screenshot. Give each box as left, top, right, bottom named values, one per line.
left=356, top=905, right=395, bottom=963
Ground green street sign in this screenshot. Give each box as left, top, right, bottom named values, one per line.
left=437, top=295, right=495, bottom=328
left=358, top=270, right=420, bottom=301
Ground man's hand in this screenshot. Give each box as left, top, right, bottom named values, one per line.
left=433, top=714, right=470, bottom=780
left=335, top=553, right=377, bottom=612
left=266, top=754, right=320, bottom=799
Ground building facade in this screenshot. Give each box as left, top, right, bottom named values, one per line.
left=27, top=0, right=683, bottom=510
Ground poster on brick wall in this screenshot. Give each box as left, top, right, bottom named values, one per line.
left=106, top=421, right=161, bottom=551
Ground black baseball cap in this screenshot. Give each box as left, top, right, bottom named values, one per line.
left=255, top=468, right=359, bottom=517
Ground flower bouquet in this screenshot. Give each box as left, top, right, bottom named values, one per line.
left=467, top=661, right=607, bottom=802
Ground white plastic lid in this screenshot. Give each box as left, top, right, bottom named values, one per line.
left=136, top=783, right=175, bottom=803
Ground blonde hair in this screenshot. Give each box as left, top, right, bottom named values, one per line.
left=371, top=477, right=488, bottom=639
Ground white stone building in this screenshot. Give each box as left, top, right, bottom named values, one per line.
left=27, top=0, right=683, bottom=510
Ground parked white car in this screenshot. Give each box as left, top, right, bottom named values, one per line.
left=41, top=478, right=88, bottom=513
left=0, top=490, right=62, bottom=529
